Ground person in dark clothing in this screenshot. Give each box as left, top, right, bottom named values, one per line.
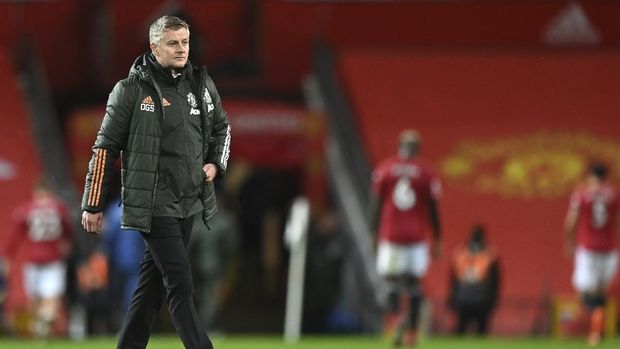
left=448, top=224, right=500, bottom=335
left=189, top=187, right=239, bottom=330
left=80, top=15, right=231, bottom=349
left=302, top=210, right=346, bottom=333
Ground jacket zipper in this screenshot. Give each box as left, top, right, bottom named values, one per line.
left=177, top=85, right=192, bottom=218
left=148, top=77, right=166, bottom=232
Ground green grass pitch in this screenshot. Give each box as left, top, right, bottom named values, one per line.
left=1, top=335, right=618, bottom=349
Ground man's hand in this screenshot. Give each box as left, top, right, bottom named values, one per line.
left=203, top=163, right=218, bottom=182
left=82, top=211, right=103, bottom=235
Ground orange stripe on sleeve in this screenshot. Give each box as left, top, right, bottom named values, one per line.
left=94, top=149, right=107, bottom=206
left=91, top=149, right=105, bottom=207
left=87, top=149, right=101, bottom=206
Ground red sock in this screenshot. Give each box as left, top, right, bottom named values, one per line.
left=590, top=307, right=604, bottom=337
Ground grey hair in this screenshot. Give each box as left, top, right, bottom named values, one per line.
left=149, top=16, right=190, bottom=45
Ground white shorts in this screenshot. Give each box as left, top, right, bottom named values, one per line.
left=23, top=261, right=66, bottom=299
left=572, top=247, right=618, bottom=293
left=376, top=241, right=430, bottom=278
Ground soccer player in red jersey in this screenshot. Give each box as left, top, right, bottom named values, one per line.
left=1, top=178, right=73, bottom=337
left=370, top=130, right=442, bottom=347
left=565, top=162, right=619, bottom=346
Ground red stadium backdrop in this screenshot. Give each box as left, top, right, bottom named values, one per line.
left=0, top=49, right=43, bottom=312
left=3, top=0, right=620, bottom=93
left=3, top=0, right=620, bottom=336
left=337, top=49, right=620, bottom=334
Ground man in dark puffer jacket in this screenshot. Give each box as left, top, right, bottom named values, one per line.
left=81, top=15, right=230, bottom=349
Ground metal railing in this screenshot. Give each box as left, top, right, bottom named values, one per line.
left=309, top=43, right=382, bottom=332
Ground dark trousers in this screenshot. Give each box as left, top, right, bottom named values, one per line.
left=455, top=306, right=490, bottom=335
left=116, top=215, right=213, bottom=349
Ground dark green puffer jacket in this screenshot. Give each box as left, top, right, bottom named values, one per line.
left=81, top=54, right=231, bottom=232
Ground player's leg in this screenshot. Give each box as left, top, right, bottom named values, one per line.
left=35, top=297, right=60, bottom=337
left=587, top=304, right=604, bottom=347
left=580, top=287, right=606, bottom=347
left=587, top=250, right=619, bottom=346
left=24, top=263, right=52, bottom=338
left=397, top=241, right=431, bottom=346
left=22, top=263, right=39, bottom=334
left=376, top=242, right=407, bottom=340
left=573, top=248, right=615, bottom=346
left=33, top=261, right=66, bottom=338
left=399, top=275, right=422, bottom=346
left=384, top=277, right=403, bottom=330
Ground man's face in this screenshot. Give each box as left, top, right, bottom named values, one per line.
left=151, top=28, right=190, bottom=69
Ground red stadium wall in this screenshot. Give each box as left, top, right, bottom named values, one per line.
left=3, top=1, right=620, bottom=94
left=0, top=49, right=43, bottom=311
left=104, top=0, right=252, bottom=87
left=337, top=48, right=620, bottom=334
left=0, top=0, right=86, bottom=94
left=0, top=0, right=251, bottom=93
left=260, top=0, right=620, bottom=90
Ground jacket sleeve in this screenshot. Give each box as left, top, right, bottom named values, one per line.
left=81, top=80, right=134, bottom=212
left=204, top=78, right=231, bottom=176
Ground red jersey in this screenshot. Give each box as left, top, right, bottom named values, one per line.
left=3, top=197, right=72, bottom=264
left=569, top=182, right=619, bottom=252
left=372, top=156, right=441, bottom=244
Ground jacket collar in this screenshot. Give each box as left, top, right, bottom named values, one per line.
left=129, top=53, right=196, bottom=84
